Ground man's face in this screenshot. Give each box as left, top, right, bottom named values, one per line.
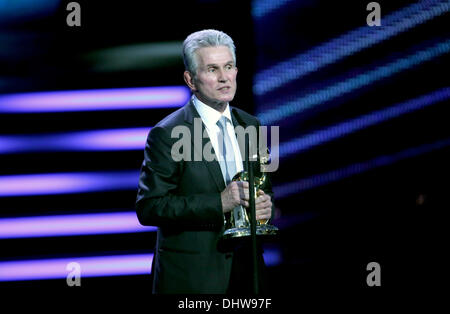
left=186, top=46, right=238, bottom=109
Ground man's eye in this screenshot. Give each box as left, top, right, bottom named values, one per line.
left=208, top=68, right=215, bottom=72
left=226, top=65, right=233, bottom=70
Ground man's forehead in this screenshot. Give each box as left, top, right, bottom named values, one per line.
left=195, top=46, right=234, bottom=64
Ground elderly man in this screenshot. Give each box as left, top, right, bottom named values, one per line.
left=136, top=29, right=275, bottom=294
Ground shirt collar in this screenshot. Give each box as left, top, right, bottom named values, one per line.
left=192, top=95, right=233, bottom=129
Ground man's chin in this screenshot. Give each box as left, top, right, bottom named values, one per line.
left=218, top=94, right=235, bottom=103
left=196, top=93, right=235, bottom=108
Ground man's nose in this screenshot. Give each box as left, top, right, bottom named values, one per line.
left=217, top=69, right=228, bottom=82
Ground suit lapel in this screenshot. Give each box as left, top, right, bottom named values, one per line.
left=184, top=100, right=226, bottom=192
left=183, top=101, right=258, bottom=190
left=231, top=107, right=258, bottom=173
left=230, top=108, right=246, bottom=173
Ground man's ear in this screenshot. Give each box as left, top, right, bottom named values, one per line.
left=184, top=71, right=196, bottom=92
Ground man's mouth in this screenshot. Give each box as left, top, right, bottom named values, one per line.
left=217, top=86, right=231, bottom=91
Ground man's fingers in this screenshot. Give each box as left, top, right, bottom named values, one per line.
left=256, top=207, right=271, bottom=215
left=255, top=203, right=271, bottom=211
left=255, top=197, right=272, bottom=209
left=234, top=182, right=271, bottom=206
left=241, top=192, right=271, bottom=205
left=255, top=195, right=268, bottom=203
left=256, top=208, right=271, bottom=220
left=238, top=189, right=249, bottom=201
left=237, top=183, right=249, bottom=201
left=236, top=181, right=249, bottom=188
left=255, top=194, right=270, bottom=203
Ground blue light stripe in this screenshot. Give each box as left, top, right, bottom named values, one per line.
left=279, top=88, right=450, bottom=158
left=0, top=0, right=59, bottom=24
left=251, top=0, right=295, bottom=18
left=0, top=249, right=282, bottom=281
left=258, top=39, right=450, bottom=125
left=254, top=0, right=450, bottom=95
left=0, top=86, right=189, bottom=113
left=0, top=127, right=151, bottom=154
left=0, top=171, right=139, bottom=197
left=0, top=254, right=154, bottom=281
left=274, top=137, right=450, bottom=199
left=0, top=212, right=156, bottom=239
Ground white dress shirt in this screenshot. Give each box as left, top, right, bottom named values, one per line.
left=192, top=95, right=244, bottom=181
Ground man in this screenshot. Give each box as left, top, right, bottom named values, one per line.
left=136, top=29, right=275, bottom=294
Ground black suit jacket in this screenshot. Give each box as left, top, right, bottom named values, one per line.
left=136, top=99, right=275, bottom=294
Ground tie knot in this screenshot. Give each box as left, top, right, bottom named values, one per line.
left=216, top=116, right=229, bottom=130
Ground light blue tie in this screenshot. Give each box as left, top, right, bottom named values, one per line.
left=216, top=116, right=237, bottom=185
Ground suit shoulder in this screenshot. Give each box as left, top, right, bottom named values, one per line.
left=146, top=104, right=189, bottom=144
left=154, top=105, right=187, bottom=129
left=231, top=106, right=260, bottom=125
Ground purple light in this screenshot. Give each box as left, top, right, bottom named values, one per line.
left=279, top=88, right=450, bottom=158
left=274, top=137, right=450, bottom=198
left=263, top=248, right=282, bottom=267
left=0, top=212, right=156, bottom=239
left=0, top=127, right=151, bottom=154
left=0, top=171, right=139, bottom=197
left=0, top=248, right=282, bottom=281
left=0, top=86, right=190, bottom=113
left=0, top=254, right=154, bottom=281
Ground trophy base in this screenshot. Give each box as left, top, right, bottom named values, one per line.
left=222, top=224, right=279, bottom=240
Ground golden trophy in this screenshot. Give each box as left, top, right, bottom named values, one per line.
left=221, top=153, right=279, bottom=240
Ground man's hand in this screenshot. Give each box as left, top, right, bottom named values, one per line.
left=255, top=190, right=272, bottom=221
left=221, top=182, right=272, bottom=220
left=221, top=181, right=249, bottom=213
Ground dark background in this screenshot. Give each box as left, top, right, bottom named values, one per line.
left=0, top=0, right=449, bottom=298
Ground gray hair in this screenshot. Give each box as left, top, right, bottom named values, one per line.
left=182, top=29, right=236, bottom=76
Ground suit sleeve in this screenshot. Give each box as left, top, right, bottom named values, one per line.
left=136, top=126, right=224, bottom=229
